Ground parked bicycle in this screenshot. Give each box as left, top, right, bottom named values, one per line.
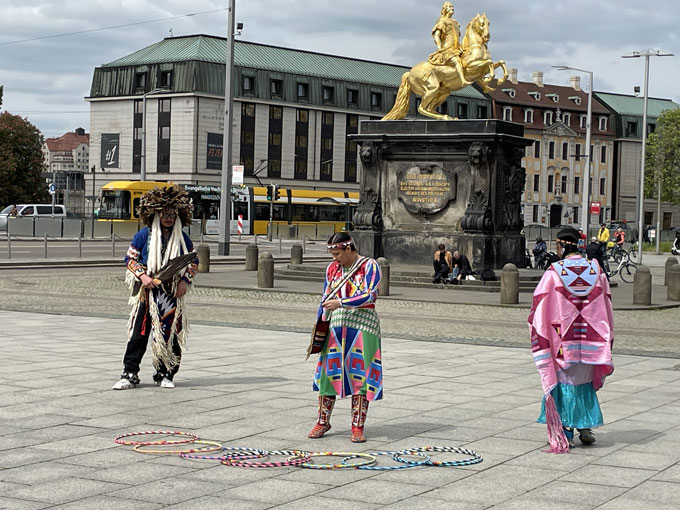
left=602, top=256, right=637, bottom=283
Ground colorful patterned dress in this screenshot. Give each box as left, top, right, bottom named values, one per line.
left=313, top=258, right=383, bottom=401
left=528, top=255, right=614, bottom=452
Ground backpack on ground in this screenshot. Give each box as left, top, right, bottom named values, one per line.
left=480, top=268, right=497, bottom=281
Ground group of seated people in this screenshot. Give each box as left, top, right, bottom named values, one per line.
left=432, top=244, right=472, bottom=284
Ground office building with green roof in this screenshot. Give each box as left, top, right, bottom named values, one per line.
left=594, top=91, right=680, bottom=231
left=86, top=34, right=491, bottom=198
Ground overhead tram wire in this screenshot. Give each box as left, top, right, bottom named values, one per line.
left=0, top=8, right=227, bottom=46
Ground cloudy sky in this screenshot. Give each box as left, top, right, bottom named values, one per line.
left=1, top=0, right=679, bottom=138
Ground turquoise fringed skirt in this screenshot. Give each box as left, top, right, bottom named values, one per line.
left=537, top=382, right=603, bottom=429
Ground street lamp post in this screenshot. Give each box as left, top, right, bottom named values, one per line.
left=141, top=87, right=170, bottom=182
left=218, top=0, right=237, bottom=256
left=553, top=66, right=593, bottom=237
left=622, top=50, right=673, bottom=260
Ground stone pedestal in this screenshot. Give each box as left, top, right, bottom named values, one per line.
left=351, top=120, right=532, bottom=269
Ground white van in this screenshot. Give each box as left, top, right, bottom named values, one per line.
left=0, top=204, right=66, bottom=231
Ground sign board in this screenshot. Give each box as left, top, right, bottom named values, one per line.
left=590, top=201, right=601, bottom=215
left=101, top=133, right=120, bottom=168
left=206, top=133, right=223, bottom=170
left=649, top=228, right=656, bottom=240
left=232, top=165, right=244, bottom=185
left=49, top=184, right=55, bottom=195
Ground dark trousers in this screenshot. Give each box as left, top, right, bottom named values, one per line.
left=123, top=298, right=182, bottom=380
left=433, top=261, right=449, bottom=282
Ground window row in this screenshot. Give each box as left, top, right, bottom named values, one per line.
left=527, top=141, right=609, bottom=163
left=507, top=107, right=608, bottom=130
left=242, top=75, right=385, bottom=109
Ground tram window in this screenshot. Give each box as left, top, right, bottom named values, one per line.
left=132, top=198, right=140, bottom=218
left=233, top=202, right=248, bottom=221
left=318, top=205, right=344, bottom=222
left=255, top=204, right=270, bottom=221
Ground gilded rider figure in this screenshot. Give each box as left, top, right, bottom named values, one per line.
left=428, top=2, right=471, bottom=86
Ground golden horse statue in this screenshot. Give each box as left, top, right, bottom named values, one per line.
left=382, top=12, right=508, bottom=121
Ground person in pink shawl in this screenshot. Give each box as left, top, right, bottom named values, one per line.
left=528, top=227, right=614, bottom=452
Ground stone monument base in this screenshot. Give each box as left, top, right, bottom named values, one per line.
left=354, top=230, right=525, bottom=270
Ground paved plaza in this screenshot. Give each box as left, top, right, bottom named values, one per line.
left=2, top=308, right=680, bottom=509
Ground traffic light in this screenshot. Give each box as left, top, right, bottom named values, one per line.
left=274, top=186, right=281, bottom=201
left=266, top=184, right=274, bottom=201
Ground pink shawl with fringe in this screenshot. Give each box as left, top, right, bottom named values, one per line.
left=528, top=256, right=614, bottom=453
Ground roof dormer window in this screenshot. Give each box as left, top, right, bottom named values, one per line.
left=528, top=91, right=541, bottom=100
left=598, top=116, right=608, bottom=131
left=502, top=88, right=516, bottom=98
left=546, top=93, right=559, bottom=102
left=569, top=95, right=582, bottom=105
left=524, top=109, right=534, bottom=123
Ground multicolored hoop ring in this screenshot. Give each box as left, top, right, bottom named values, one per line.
left=394, top=446, right=483, bottom=467
left=133, top=440, right=223, bottom=455
left=221, top=450, right=310, bottom=468
left=180, top=446, right=268, bottom=462
left=294, top=451, right=377, bottom=470
left=114, top=430, right=199, bottom=446
left=341, top=450, right=431, bottom=470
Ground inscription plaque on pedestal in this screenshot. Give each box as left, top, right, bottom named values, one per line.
left=397, top=165, right=457, bottom=215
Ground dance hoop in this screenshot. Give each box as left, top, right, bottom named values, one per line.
left=342, top=450, right=431, bottom=470
left=394, top=446, right=482, bottom=467
left=133, top=440, right=223, bottom=455
left=114, top=430, right=198, bottom=446
left=180, top=446, right=268, bottom=462
left=221, top=450, right=310, bottom=468
left=294, top=451, right=377, bottom=470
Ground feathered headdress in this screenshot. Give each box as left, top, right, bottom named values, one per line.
left=137, top=185, right=193, bottom=227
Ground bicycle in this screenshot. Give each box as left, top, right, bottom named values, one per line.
left=606, top=244, right=628, bottom=264
left=602, top=256, right=637, bottom=283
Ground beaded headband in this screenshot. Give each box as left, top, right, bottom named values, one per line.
left=327, top=240, right=353, bottom=249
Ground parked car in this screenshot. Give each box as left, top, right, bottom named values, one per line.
left=0, top=204, right=67, bottom=231
left=521, top=223, right=549, bottom=239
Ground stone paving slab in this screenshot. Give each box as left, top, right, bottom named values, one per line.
left=1, top=310, right=679, bottom=508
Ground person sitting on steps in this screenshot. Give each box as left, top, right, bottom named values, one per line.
left=448, top=250, right=472, bottom=285
left=432, top=243, right=453, bottom=283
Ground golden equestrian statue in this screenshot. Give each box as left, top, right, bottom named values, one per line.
left=383, top=2, right=508, bottom=121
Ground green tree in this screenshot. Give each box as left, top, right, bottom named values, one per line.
left=645, top=107, right=680, bottom=204
left=0, top=112, right=50, bottom=207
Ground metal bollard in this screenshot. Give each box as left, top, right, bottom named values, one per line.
left=664, top=257, right=678, bottom=286
left=668, top=264, right=680, bottom=301
left=112, top=234, right=116, bottom=257
left=291, top=243, right=303, bottom=265
left=245, top=242, right=259, bottom=271
left=258, top=251, right=274, bottom=288
left=377, top=257, right=390, bottom=296
left=501, top=263, right=519, bottom=304
left=7, top=233, right=11, bottom=259
left=279, top=236, right=282, bottom=254
left=44, top=233, right=48, bottom=258
left=197, top=243, right=210, bottom=273
left=633, top=265, right=652, bottom=305
left=78, top=233, right=82, bottom=258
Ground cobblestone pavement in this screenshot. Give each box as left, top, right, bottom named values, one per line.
left=1, top=311, right=679, bottom=509
left=0, top=267, right=677, bottom=357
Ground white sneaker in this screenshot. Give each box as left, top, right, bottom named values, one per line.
left=112, top=378, right=135, bottom=390
left=160, top=377, right=175, bottom=389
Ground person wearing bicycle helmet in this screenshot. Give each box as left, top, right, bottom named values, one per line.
left=528, top=227, right=614, bottom=452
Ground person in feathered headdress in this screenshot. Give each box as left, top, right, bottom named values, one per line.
left=528, top=227, right=614, bottom=452
left=112, top=185, right=198, bottom=390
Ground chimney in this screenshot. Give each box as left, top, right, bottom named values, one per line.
left=570, top=76, right=581, bottom=91
left=508, top=68, right=518, bottom=84
left=532, top=71, right=544, bottom=87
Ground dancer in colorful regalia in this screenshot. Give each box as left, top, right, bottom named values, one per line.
left=528, top=227, right=614, bottom=452
left=112, top=185, right=198, bottom=390
left=309, top=232, right=383, bottom=443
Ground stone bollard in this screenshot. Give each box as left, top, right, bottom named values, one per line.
left=633, top=265, right=652, bottom=305
left=291, top=243, right=303, bottom=265
left=668, top=264, right=680, bottom=301
left=245, top=242, right=259, bottom=271
left=258, top=252, right=274, bottom=288
left=501, top=263, right=519, bottom=304
left=196, top=243, right=210, bottom=273
left=664, top=257, right=678, bottom=286
left=377, top=257, right=390, bottom=296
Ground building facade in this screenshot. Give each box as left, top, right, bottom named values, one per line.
left=486, top=70, right=616, bottom=230
left=87, top=34, right=491, bottom=198
left=593, top=92, right=680, bottom=230
left=42, top=128, right=90, bottom=215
